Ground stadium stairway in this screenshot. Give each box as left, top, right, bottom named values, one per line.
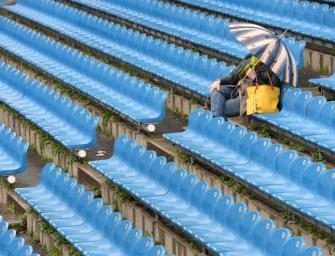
left=66, top=0, right=306, bottom=70
left=89, top=135, right=323, bottom=256
left=0, top=16, right=167, bottom=125
left=0, top=123, right=29, bottom=176
left=0, top=215, right=39, bottom=256
left=15, top=163, right=172, bottom=256
left=0, top=62, right=99, bottom=150
left=163, top=108, right=335, bottom=233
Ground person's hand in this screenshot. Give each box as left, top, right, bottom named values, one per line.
left=210, top=79, right=221, bottom=95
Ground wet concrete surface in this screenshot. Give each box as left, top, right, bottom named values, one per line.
left=85, top=130, right=114, bottom=162
left=155, top=111, right=187, bottom=134
left=15, top=150, right=45, bottom=188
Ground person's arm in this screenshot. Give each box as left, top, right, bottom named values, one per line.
left=220, top=57, right=250, bottom=86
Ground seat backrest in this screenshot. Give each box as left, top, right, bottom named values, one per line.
left=84, top=198, right=103, bottom=222
left=319, top=101, right=335, bottom=128
left=214, top=195, right=234, bottom=222
left=0, top=229, right=15, bottom=248
left=299, top=247, right=323, bottom=256
left=288, top=156, right=311, bottom=184
left=148, top=246, right=167, bottom=256
left=225, top=203, right=247, bottom=232
left=250, top=138, right=271, bottom=163
left=169, top=169, right=188, bottom=194
left=16, top=245, right=34, bottom=256
left=177, top=174, right=198, bottom=200
left=188, top=109, right=205, bottom=131
left=7, top=237, right=25, bottom=255
left=206, top=117, right=226, bottom=142
left=104, top=212, right=122, bottom=236
left=112, top=220, right=133, bottom=245
left=282, top=237, right=305, bottom=256
left=195, top=111, right=211, bottom=135
left=122, top=228, right=142, bottom=254
left=238, top=132, right=258, bottom=159
left=218, top=121, right=236, bottom=146
left=266, top=228, right=291, bottom=255
left=252, top=219, right=276, bottom=251
left=263, top=143, right=283, bottom=170
left=148, top=156, right=166, bottom=180
left=228, top=127, right=247, bottom=153
left=94, top=205, right=113, bottom=232
left=293, top=91, right=313, bottom=117
left=156, top=162, right=177, bottom=190
left=239, top=211, right=260, bottom=241
left=133, top=237, right=154, bottom=255
left=281, top=88, right=301, bottom=113
left=138, top=150, right=157, bottom=174
left=306, top=96, right=327, bottom=121
left=189, top=181, right=208, bottom=209
left=201, top=188, right=222, bottom=217
left=275, top=150, right=298, bottom=177
left=317, top=169, right=335, bottom=200
left=302, top=162, right=325, bottom=192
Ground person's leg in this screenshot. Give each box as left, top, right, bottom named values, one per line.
left=210, top=86, right=234, bottom=117
left=211, top=90, right=226, bottom=117
left=223, top=96, right=240, bottom=117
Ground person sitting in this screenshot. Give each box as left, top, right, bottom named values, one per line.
left=210, top=55, right=281, bottom=118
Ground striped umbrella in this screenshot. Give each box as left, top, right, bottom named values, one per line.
left=0, top=0, right=16, bottom=7
left=229, top=22, right=298, bottom=87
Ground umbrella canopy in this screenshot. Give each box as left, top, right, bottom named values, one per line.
left=229, top=22, right=298, bottom=87
left=0, top=0, right=16, bottom=7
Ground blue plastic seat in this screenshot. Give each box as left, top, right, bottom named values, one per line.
left=3, top=0, right=236, bottom=98
left=15, top=164, right=169, bottom=256
left=172, top=0, right=335, bottom=43
left=0, top=123, right=29, bottom=175
left=90, top=136, right=322, bottom=255
left=0, top=17, right=167, bottom=124
left=0, top=61, right=98, bottom=149
left=0, top=217, right=39, bottom=256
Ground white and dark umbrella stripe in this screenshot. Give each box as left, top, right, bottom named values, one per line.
left=229, top=22, right=298, bottom=87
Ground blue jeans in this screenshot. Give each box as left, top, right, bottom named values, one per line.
left=211, top=85, right=240, bottom=118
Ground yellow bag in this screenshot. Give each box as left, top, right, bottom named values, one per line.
left=247, top=85, right=280, bottom=115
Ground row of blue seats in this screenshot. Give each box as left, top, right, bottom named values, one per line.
left=163, top=108, right=335, bottom=231
left=309, top=70, right=335, bottom=92
left=5, top=0, right=234, bottom=98
left=89, top=135, right=323, bottom=256
left=16, top=163, right=170, bottom=256
left=0, top=62, right=98, bottom=149
left=71, top=0, right=248, bottom=59
left=0, top=17, right=167, bottom=125
left=70, top=0, right=305, bottom=70
left=174, top=0, right=335, bottom=43
left=0, top=215, right=39, bottom=256
left=255, top=87, right=335, bottom=153
left=0, top=123, right=28, bottom=175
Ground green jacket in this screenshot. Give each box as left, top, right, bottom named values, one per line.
left=220, top=55, right=281, bottom=89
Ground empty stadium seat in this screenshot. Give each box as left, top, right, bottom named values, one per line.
left=0, top=17, right=167, bottom=124
left=163, top=108, right=335, bottom=231
left=69, top=0, right=305, bottom=70
left=15, top=163, right=170, bottom=256
left=309, top=70, right=335, bottom=92
left=0, top=215, right=39, bottom=256
left=174, top=0, right=335, bottom=43
left=5, top=0, right=235, bottom=97
left=0, top=123, right=29, bottom=175
left=89, top=135, right=323, bottom=255
left=0, top=62, right=98, bottom=149
left=255, top=88, right=335, bottom=153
